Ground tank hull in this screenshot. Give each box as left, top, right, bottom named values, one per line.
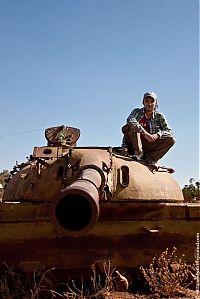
left=0, top=201, right=199, bottom=273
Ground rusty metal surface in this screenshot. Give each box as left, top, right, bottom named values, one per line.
left=45, top=125, right=80, bottom=146
left=112, top=155, right=183, bottom=202
left=33, top=146, right=63, bottom=158
left=0, top=200, right=199, bottom=271
left=0, top=233, right=195, bottom=271
left=3, top=147, right=183, bottom=203
left=51, top=167, right=103, bottom=236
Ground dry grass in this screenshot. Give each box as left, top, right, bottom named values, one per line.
left=0, top=249, right=197, bottom=299
left=140, top=247, right=196, bottom=298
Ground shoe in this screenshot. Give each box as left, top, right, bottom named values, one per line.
left=114, top=147, right=128, bottom=155
left=136, top=154, right=143, bottom=160
left=131, top=154, right=143, bottom=161
left=148, top=161, right=158, bottom=166
left=143, top=159, right=158, bottom=167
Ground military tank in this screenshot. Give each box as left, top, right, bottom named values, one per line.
left=2, top=125, right=200, bottom=276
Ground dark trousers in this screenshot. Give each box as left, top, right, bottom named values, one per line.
left=122, top=124, right=175, bottom=162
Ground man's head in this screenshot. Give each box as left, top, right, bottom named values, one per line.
left=142, top=92, right=158, bottom=112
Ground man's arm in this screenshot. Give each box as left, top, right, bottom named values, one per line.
left=143, top=132, right=159, bottom=142
left=158, top=113, right=174, bottom=138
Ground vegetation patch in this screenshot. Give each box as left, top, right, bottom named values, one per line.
left=140, top=247, right=196, bottom=298
left=0, top=248, right=197, bottom=299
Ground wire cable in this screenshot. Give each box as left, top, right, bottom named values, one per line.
left=0, top=129, right=44, bottom=138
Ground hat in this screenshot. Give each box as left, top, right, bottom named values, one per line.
left=143, top=92, right=157, bottom=101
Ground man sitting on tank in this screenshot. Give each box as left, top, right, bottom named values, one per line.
left=122, top=91, right=175, bottom=166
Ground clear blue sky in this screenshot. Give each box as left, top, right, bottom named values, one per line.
left=0, top=0, right=199, bottom=187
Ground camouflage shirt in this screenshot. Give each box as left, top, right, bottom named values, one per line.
left=126, top=108, right=174, bottom=139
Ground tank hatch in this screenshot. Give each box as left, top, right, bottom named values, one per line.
left=45, top=125, right=80, bottom=147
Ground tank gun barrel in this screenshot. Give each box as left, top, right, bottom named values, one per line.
left=52, top=166, right=104, bottom=237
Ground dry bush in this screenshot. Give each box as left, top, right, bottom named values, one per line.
left=140, top=247, right=195, bottom=298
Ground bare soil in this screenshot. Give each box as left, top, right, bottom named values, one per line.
left=103, top=289, right=197, bottom=299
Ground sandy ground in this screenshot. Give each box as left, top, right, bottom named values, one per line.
left=102, top=290, right=197, bottom=299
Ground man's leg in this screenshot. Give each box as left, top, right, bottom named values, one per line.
left=122, top=124, right=143, bottom=155
left=142, top=137, right=175, bottom=162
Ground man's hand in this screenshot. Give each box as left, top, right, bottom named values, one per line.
left=143, top=133, right=159, bottom=142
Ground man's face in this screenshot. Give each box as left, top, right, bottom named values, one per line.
left=143, top=97, right=157, bottom=112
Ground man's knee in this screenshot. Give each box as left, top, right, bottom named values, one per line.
left=163, top=136, right=176, bottom=147
left=122, top=123, right=135, bottom=134
left=169, top=136, right=176, bottom=145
